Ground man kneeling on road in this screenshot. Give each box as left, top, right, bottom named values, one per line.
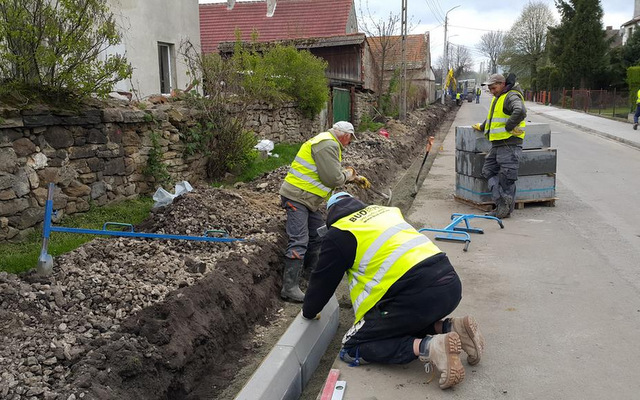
left=302, top=192, right=485, bottom=390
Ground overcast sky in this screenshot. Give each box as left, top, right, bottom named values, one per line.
left=200, top=0, right=635, bottom=70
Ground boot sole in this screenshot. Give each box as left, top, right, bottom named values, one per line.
left=439, top=332, right=465, bottom=389
left=462, top=316, right=485, bottom=366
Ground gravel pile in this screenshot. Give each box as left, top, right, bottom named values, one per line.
left=0, top=104, right=452, bottom=399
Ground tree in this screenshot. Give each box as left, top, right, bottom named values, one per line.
left=448, top=44, right=474, bottom=78
left=622, top=28, right=640, bottom=67
left=501, top=1, right=555, bottom=89
left=0, top=0, right=131, bottom=101
left=477, top=31, right=505, bottom=74
left=548, top=0, right=608, bottom=88
left=358, top=0, right=401, bottom=108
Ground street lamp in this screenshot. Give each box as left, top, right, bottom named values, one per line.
left=441, top=5, right=460, bottom=105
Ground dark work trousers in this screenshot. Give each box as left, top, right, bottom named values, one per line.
left=634, top=104, right=640, bottom=124
left=476, top=94, right=480, bottom=104
left=342, top=271, right=462, bottom=365
left=281, top=197, right=323, bottom=260
left=482, top=144, right=522, bottom=213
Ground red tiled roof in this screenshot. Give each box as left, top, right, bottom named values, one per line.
left=367, top=34, right=428, bottom=67
left=200, top=0, right=353, bottom=53
left=200, top=0, right=355, bottom=54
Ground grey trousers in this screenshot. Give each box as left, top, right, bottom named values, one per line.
left=281, top=197, right=324, bottom=260
left=482, top=145, right=522, bottom=212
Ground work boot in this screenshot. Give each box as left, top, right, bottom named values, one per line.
left=301, top=247, right=320, bottom=280
left=419, top=333, right=465, bottom=390
left=494, top=197, right=511, bottom=219
left=450, top=316, right=485, bottom=366
left=280, top=258, right=305, bottom=302
left=634, top=123, right=638, bottom=130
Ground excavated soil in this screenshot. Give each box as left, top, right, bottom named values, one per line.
left=0, top=104, right=455, bottom=400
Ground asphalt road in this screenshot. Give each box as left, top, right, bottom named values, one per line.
left=324, top=96, right=640, bottom=399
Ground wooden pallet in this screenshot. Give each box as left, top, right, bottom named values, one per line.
left=454, top=194, right=557, bottom=212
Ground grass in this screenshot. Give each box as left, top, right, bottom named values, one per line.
left=220, top=142, right=301, bottom=184
left=0, top=197, right=153, bottom=274
left=1, top=142, right=301, bottom=274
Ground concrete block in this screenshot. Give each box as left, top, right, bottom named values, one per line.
left=278, top=296, right=339, bottom=387
left=455, top=123, right=551, bottom=152
left=235, top=295, right=340, bottom=400
left=456, top=148, right=557, bottom=177
left=455, top=173, right=556, bottom=204
left=234, top=345, right=301, bottom=400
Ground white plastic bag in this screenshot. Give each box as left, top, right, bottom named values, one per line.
left=153, top=181, right=193, bottom=208
left=254, top=139, right=274, bottom=152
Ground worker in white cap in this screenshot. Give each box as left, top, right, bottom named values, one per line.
left=278, top=121, right=368, bottom=302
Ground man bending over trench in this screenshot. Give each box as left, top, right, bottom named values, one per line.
left=302, top=192, right=485, bottom=390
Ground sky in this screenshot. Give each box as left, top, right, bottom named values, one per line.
left=200, top=0, right=635, bottom=71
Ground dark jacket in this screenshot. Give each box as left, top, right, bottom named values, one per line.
left=480, top=82, right=527, bottom=147
left=302, top=197, right=455, bottom=319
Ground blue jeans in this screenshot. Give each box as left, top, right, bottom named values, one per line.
left=634, top=104, right=640, bottom=124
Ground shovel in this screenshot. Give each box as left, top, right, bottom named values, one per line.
left=411, top=136, right=435, bottom=197
left=351, top=178, right=393, bottom=206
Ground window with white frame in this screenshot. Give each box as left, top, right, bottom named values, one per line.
left=158, top=43, right=175, bottom=94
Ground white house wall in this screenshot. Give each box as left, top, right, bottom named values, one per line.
left=106, top=0, right=200, bottom=98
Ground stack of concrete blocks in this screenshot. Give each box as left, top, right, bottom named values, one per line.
left=455, top=123, right=556, bottom=206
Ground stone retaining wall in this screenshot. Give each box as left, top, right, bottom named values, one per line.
left=0, top=101, right=321, bottom=243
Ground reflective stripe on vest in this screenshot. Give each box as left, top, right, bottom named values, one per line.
left=284, top=132, right=341, bottom=199
left=332, top=205, right=441, bottom=323
left=486, top=90, right=526, bottom=141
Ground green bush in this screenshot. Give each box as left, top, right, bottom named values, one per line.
left=0, top=0, right=131, bottom=103
left=627, top=66, right=640, bottom=109
left=143, top=131, right=171, bottom=187
left=358, top=115, right=384, bottom=133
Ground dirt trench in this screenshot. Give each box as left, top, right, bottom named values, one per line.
left=0, top=103, right=456, bottom=400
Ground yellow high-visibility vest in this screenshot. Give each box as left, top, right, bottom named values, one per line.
left=333, top=205, right=441, bottom=323
left=636, top=88, right=640, bottom=104
left=284, top=132, right=341, bottom=199
left=486, top=90, right=526, bottom=141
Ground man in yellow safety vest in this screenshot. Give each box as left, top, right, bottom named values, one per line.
left=472, top=73, right=527, bottom=218
left=302, top=192, right=485, bottom=390
left=278, top=121, right=364, bottom=302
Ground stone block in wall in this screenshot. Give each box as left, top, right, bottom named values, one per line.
left=69, top=146, right=96, bottom=160
left=44, top=126, right=74, bottom=149
left=1, top=129, right=23, bottom=146
left=106, top=124, right=123, bottom=144
left=150, top=109, right=168, bottom=121
left=0, top=198, right=29, bottom=216
left=122, top=110, right=147, bottom=123
left=27, top=153, right=48, bottom=170
left=32, top=187, right=48, bottom=206
left=23, top=114, right=63, bottom=127
left=13, top=169, right=31, bottom=197
left=12, top=138, right=35, bottom=157
left=122, top=130, right=141, bottom=147
left=86, top=157, right=104, bottom=172
left=102, top=109, right=124, bottom=123
left=87, top=128, right=108, bottom=144
left=0, top=189, right=16, bottom=200
left=96, top=147, right=124, bottom=158
left=0, top=148, right=18, bottom=173
left=9, top=207, right=44, bottom=230
left=0, top=175, right=13, bottom=191
left=78, top=173, right=97, bottom=185
left=104, top=159, right=125, bottom=176
left=91, top=181, right=106, bottom=199
left=62, top=181, right=91, bottom=198
left=37, top=168, right=58, bottom=186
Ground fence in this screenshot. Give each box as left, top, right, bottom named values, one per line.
left=523, top=88, right=632, bottom=120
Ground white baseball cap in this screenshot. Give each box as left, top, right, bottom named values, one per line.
left=332, top=121, right=357, bottom=139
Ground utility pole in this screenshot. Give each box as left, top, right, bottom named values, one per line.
left=400, top=0, right=408, bottom=121
left=441, top=5, right=460, bottom=105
